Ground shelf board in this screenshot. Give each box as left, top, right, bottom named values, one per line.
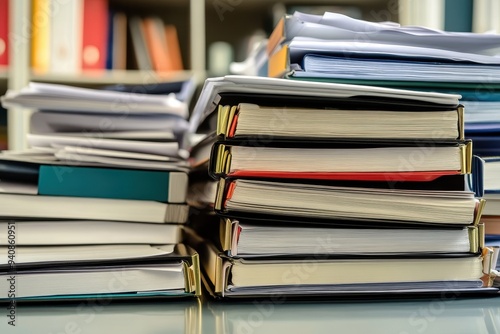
left=30, top=69, right=203, bottom=86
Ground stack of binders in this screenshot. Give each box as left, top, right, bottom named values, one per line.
left=260, top=11, right=500, bottom=279
left=0, top=81, right=201, bottom=301
left=187, top=75, right=499, bottom=298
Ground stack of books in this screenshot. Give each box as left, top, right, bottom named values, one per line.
left=187, top=75, right=498, bottom=298
left=261, top=11, right=500, bottom=277
left=0, top=81, right=201, bottom=301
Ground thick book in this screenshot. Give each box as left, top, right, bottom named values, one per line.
left=214, top=178, right=484, bottom=226
left=143, top=17, right=170, bottom=72
left=0, top=244, right=200, bottom=300
left=129, top=16, right=153, bottom=71
left=212, top=218, right=483, bottom=257
left=38, top=165, right=188, bottom=202
left=0, top=193, right=189, bottom=223
left=484, top=216, right=500, bottom=236
left=164, top=24, right=183, bottom=71
left=209, top=141, right=473, bottom=182
left=186, top=229, right=493, bottom=299
left=216, top=103, right=465, bottom=141
left=189, top=76, right=461, bottom=136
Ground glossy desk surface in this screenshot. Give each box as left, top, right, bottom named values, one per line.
left=1, top=296, right=499, bottom=334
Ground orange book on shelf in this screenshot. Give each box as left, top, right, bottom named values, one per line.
left=164, top=24, right=183, bottom=71
left=142, top=17, right=172, bottom=72
left=31, top=0, right=51, bottom=72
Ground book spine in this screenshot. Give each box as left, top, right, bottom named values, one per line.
left=112, top=12, right=127, bottom=70
left=50, top=0, right=83, bottom=74
left=82, top=0, right=108, bottom=70
left=142, top=17, right=170, bottom=72
left=268, top=44, right=289, bottom=78
left=38, top=166, right=187, bottom=203
left=164, top=24, right=183, bottom=70
left=105, top=10, right=114, bottom=70
left=0, top=0, right=8, bottom=66
left=31, top=0, right=51, bottom=72
left=129, top=16, right=152, bottom=70
left=267, top=16, right=285, bottom=55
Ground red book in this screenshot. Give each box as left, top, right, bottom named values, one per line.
left=229, top=170, right=460, bottom=182
left=0, top=0, right=8, bottom=66
left=81, top=0, right=108, bottom=70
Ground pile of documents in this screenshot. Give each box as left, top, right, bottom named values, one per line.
left=187, top=75, right=499, bottom=298
left=0, top=81, right=201, bottom=301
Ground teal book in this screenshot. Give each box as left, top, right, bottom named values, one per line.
left=38, top=165, right=187, bottom=203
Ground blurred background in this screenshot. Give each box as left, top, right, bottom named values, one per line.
left=0, top=0, right=498, bottom=150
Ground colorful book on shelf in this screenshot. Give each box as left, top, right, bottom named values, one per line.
left=0, top=243, right=201, bottom=301
left=0, top=0, right=8, bottom=66
left=81, top=0, right=108, bottom=70
left=105, top=11, right=127, bottom=70
left=49, top=0, right=82, bottom=74
left=31, top=0, right=50, bottom=72
left=142, top=17, right=183, bottom=72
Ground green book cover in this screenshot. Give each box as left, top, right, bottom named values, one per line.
left=38, top=165, right=187, bottom=203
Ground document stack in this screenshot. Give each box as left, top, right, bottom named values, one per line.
left=186, top=75, right=499, bottom=298
left=261, top=11, right=500, bottom=276
left=0, top=80, right=201, bottom=301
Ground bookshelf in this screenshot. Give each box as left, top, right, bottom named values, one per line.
left=2, top=0, right=432, bottom=150
left=5, top=0, right=206, bottom=150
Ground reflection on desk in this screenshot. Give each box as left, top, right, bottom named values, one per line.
left=208, top=298, right=500, bottom=334
left=1, top=297, right=499, bottom=334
